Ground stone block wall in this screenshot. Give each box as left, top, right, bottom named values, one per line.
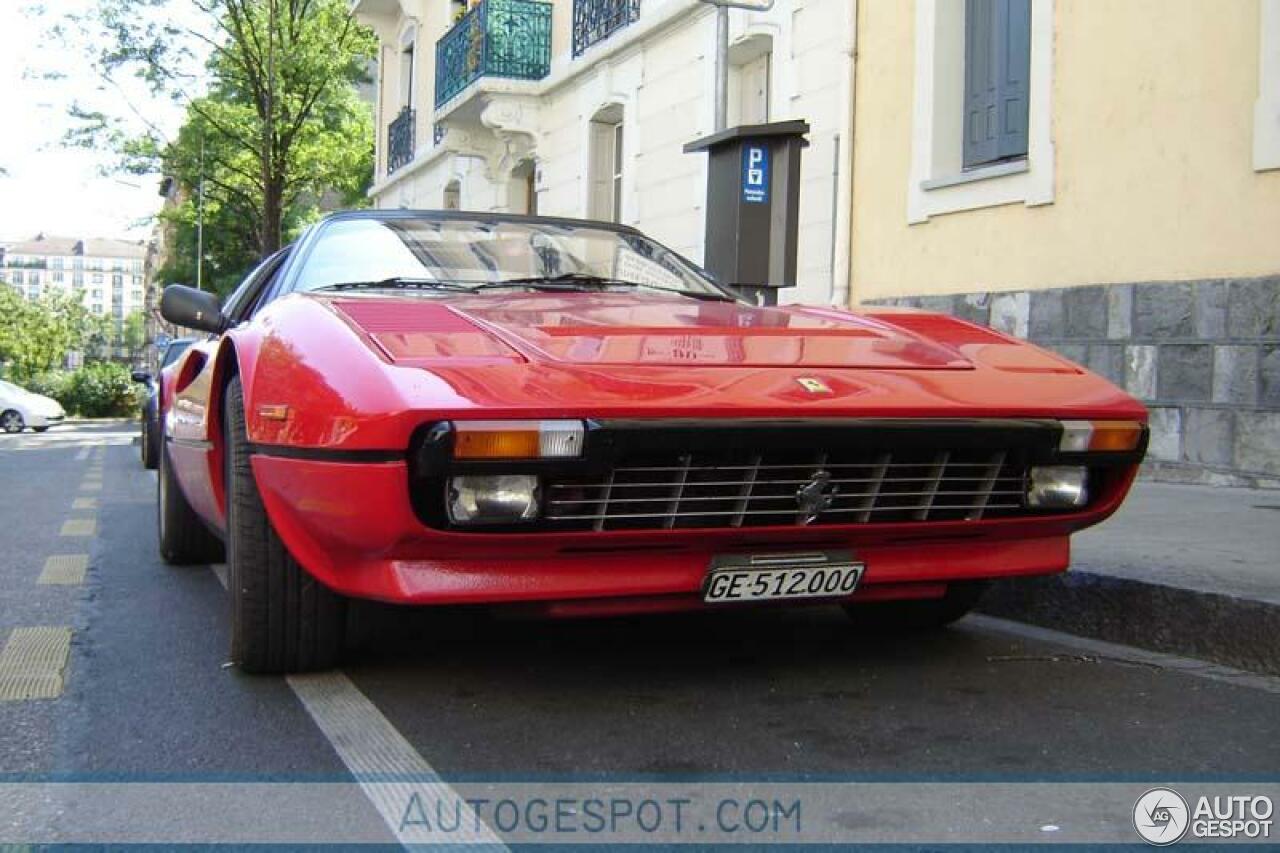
left=866, top=276, right=1280, bottom=488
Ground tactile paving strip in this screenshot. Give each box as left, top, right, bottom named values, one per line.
left=38, top=555, right=89, bottom=586
left=59, top=519, right=96, bottom=537
left=0, top=627, right=72, bottom=701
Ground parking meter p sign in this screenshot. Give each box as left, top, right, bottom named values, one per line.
left=742, top=144, right=769, bottom=204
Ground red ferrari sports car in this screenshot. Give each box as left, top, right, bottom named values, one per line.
left=157, top=210, right=1147, bottom=673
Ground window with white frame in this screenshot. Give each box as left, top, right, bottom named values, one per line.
left=906, top=0, right=1054, bottom=223
left=399, top=24, right=416, bottom=109
left=729, top=35, right=773, bottom=127
left=588, top=104, right=624, bottom=223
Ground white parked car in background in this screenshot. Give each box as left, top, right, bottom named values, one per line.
left=0, top=379, right=66, bottom=434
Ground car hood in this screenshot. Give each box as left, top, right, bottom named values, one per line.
left=27, top=393, right=63, bottom=413
left=2, top=389, right=59, bottom=412
left=331, top=292, right=975, bottom=370
left=240, top=294, right=1141, bottom=451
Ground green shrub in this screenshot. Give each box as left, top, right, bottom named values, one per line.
left=61, top=362, right=143, bottom=418
left=25, top=369, right=74, bottom=402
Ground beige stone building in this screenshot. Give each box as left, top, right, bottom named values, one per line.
left=848, top=0, right=1280, bottom=486
left=352, top=0, right=855, bottom=306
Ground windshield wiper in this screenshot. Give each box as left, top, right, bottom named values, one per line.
left=314, top=277, right=477, bottom=293
left=472, top=273, right=737, bottom=302
left=472, top=273, right=632, bottom=290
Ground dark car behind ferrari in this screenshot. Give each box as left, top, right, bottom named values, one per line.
left=132, top=337, right=195, bottom=469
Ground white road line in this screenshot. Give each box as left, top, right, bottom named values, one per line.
left=287, top=672, right=507, bottom=848
left=205, top=564, right=503, bottom=847
left=75, top=447, right=90, bottom=461
left=969, top=614, right=1280, bottom=694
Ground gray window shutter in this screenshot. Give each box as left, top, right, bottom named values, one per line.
left=996, top=0, right=1031, bottom=160
left=964, top=0, right=999, bottom=167
left=964, top=0, right=1031, bottom=168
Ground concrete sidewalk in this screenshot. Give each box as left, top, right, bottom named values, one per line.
left=981, top=482, right=1280, bottom=675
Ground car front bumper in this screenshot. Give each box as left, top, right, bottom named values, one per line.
left=26, top=412, right=65, bottom=429
left=249, top=454, right=1137, bottom=610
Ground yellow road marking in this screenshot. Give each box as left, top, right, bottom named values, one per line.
left=0, top=627, right=72, bottom=701
left=72, top=497, right=97, bottom=511
left=38, top=555, right=89, bottom=586
left=60, top=519, right=96, bottom=538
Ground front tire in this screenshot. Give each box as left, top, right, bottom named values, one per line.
left=843, top=582, right=988, bottom=632
left=224, top=377, right=345, bottom=674
left=158, top=434, right=225, bottom=565
left=1, top=410, right=24, bottom=433
left=32, top=426, right=49, bottom=433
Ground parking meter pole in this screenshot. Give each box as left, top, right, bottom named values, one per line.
left=714, top=4, right=729, bottom=132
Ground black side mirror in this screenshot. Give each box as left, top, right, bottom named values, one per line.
left=130, top=369, right=152, bottom=384
left=160, top=285, right=227, bottom=334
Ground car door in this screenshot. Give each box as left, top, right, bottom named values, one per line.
left=164, top=250, right=292, bottom=532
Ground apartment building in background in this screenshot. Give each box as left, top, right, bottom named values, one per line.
left=351, top=0, right=855, bottom=307
left=0, top=234, right=150, bottom=342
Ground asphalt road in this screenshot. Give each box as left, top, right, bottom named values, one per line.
left=1, top=421, right=1278, bottom=844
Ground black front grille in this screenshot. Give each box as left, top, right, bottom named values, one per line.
left=541, top=448, right=1028, bottom=531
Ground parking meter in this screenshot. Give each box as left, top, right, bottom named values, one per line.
left=684, top=120, right=810, bottom=305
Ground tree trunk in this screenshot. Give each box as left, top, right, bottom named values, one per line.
left=261, top=178, right=284, bottom=255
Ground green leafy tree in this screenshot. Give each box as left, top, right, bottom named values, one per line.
left=122, top=310, right=148, bottom=358
left=49, top=0, right=376, bottom=295
left=0, top=287, right=107, bottom=382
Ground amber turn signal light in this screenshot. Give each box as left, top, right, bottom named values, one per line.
left=1058, top=420, right=1144, bottom=453
left=452, top=420, right=585, bottom=459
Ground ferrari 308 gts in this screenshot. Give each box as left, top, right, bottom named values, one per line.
left=157, top=210, right=1147, bottom=673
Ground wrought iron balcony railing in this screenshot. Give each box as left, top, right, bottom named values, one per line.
left=387, top=106, right=416, bottom=175
left=573, top=0, right=640, bottom=57
left=435, top=0, right=552, bottom=108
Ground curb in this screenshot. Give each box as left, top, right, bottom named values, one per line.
left=977, top=571, right=1280, bottom=677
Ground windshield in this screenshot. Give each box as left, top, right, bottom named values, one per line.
left=161, top=340, right=193, bottom=368
left=292, top=217, right=728, bottom=299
